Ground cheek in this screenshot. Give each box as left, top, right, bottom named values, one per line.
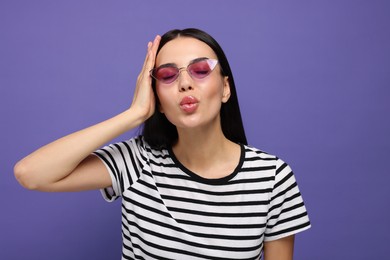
left=205, top=79, right=225, bottom=100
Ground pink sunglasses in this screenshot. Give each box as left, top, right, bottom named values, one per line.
left=150, top=58, right=219, bottom=84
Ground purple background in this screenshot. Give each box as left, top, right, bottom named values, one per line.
left=1, top=1, right=389, bottom=259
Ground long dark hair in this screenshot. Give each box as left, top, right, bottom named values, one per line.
left=142, top=28, right=247, bottom=148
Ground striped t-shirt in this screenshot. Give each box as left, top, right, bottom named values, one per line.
left=94, top=136, right=311, bottom=259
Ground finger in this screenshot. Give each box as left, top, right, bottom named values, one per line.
left=151, top=35, right=161, bottom=55
left=139, top=35, right=161, bottom=81
left=140, top=41, right=152, bottom=73
left=138, top=35, right=161, bottom=82
left=146, top=35, right=161, bottom=69
left=142, top=36, right=159, bottom=70
left=148, top=35, right=161, bottom=63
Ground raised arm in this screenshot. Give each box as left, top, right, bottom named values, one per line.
left=14, top=35, right=161, bottom=192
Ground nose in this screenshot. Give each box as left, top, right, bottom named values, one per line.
left=177, top=68, right=193, bottom=92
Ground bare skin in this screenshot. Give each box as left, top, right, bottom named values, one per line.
left=14, top=35, right=162, bottom=192
left=14, top=35, right=295, bottom=259
left=264, top=235, right=295, bottom=260
left=154, top=37, right=239, bottom=179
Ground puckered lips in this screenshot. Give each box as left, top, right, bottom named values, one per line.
left=179, top=95, right=199, bottom=113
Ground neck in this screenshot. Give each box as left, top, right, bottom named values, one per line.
left=175, top=128, right=226, bottom=158
left=172, top=123, right=240, bottom=178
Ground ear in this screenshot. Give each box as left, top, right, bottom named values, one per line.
left=222, top=76, right=231, bottom=103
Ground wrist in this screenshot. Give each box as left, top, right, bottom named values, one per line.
left=123, top=106, right=150, bottom=129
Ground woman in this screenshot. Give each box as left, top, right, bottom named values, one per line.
left=15, top=28, right=311, bottom=259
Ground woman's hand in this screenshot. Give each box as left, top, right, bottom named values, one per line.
left=130, top=35, right=161, bottom=122
left=14, top=36, right=163, bottom=192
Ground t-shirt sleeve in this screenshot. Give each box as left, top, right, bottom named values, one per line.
left=92, top=137, right=147, bottom=202
left=264, top=158, right=311, bottom=241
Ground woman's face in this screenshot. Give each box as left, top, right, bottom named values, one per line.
left=155, top=37, right=231, bottom=131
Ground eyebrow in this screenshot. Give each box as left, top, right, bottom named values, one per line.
left=157, top=57, right=209, bottom=69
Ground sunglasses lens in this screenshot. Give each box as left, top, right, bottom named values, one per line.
left=153, top=67, right=179, bottom=84
left=188, top=60, right=215, bottom=79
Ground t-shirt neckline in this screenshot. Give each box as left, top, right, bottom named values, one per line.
left=167, top=143, right=245, bottom=185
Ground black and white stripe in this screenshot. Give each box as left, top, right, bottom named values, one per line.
left=94, top=137, right=310, bottom=259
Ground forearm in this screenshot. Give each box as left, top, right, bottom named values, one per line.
left=15, top=35, right=161, bottom=191
left=14, top=107, right=144, bottom=190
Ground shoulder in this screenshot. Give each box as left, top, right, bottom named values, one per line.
left=114, top=135, right=166, bottom=155
left=243, top=144, right=279, bottom=163
left=94, top=135, right=169, bottom=165
left=126, top=136, right=172, bottom=166
left=242, top=144, right=293, bottom=177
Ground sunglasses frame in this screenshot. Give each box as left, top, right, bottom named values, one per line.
left=150, top=58, right=219, bottom=84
